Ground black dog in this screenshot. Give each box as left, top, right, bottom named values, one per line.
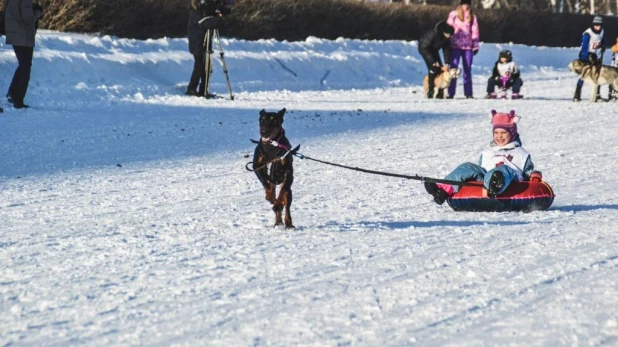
left=253, top=108, right=295, bottom=228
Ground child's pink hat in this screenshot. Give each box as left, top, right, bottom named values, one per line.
left=490, top=109, right=520, bottom=140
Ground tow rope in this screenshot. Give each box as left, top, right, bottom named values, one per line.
left=245, top=140, right=482, bottom=187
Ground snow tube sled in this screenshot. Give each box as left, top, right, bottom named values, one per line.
left=447, top=181, right=555, bottom=212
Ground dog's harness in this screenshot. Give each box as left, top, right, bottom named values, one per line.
left=267, top=131, right=290, bottom=151
left=245, top=129, right=300, bottom=174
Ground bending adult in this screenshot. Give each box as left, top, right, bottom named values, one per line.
left=418, top=21, right=454, bottom=99
left=446, top=0, right=479, bottom=99
left=4, top=0, right=43, bottom=109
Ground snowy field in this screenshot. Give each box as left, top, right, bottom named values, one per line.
left=1, top=31, right=617, bottom=346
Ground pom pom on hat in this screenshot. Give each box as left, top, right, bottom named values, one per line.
left=490, top=110, right=520, bottom=141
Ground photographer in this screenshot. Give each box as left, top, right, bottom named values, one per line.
left=4, top=0, right=43, bottom=109
left=186, top=0, right=232, bottom=97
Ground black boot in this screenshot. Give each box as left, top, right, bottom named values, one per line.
left=185, top=88, right=199, bottom=97
left=487, top=171, right=504, bottom=199
left=610, top=85, right=617, bottom=100
left=573, top=84, right=582, bottom=102
left=427, top=74, right=435, bottom=99
left=424, top=182, right=449, bottom=205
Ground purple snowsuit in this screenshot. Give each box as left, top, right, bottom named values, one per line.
left=446, top=9, right=480, bottom=97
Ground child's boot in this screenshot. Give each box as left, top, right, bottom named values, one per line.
left=487, top=171, right=505, bottom=199
left=424, top=182, right=449, bottom=205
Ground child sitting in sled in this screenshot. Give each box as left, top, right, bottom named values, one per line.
left=484, top=50, right=523, bottom=99
left=424, top=110, right=542, bottom=205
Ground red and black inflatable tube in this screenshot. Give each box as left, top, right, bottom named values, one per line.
left=447, top=181, right=555, bottom=212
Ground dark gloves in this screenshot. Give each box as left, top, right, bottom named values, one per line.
left=430, top=65, right=442, bottom=74
left=473, top=49, right=479, bottom=56
left=529, top=171, right=543, bottom=182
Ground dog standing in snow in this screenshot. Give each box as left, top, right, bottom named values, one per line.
left=423, top=67, right=461, bottom=99
left=252, top=108, right=295, bottom=228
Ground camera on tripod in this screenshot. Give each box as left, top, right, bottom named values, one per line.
left=198, top=0, right=232, bottom=25
left=197, top=0, right=231, bottom=29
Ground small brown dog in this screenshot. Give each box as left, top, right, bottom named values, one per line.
left=252, top=108, right=295, bottom=228
left=422, top=67, right=461, bottom=99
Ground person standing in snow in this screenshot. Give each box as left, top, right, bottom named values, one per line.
left=186, top=0, right=231, bottom=97
left=424, top=110, right=541, bottom=205
left=484, top=50, right=523, bottom=99
left=4, top=0, right=43, bottom=109
left=186, top=0, right=209, bottom=97
left=418, top=21, right=454, bottom=99
left=573, top=15, right=605, bottom=102
left=446, top=0, right=479, bottom=99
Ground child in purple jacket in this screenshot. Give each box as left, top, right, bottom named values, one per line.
left=446, top=0, right=480, bottom=99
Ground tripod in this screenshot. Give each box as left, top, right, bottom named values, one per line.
left=203, top=28, right=234, bottom=100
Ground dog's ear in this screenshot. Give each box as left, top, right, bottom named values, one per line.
left=259, top=109, right=267, bottom=117
left=277, top=108, right=287, bottom=122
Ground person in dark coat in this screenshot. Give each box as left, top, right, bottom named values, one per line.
left=186, top=0, right=231, bottom=97
left=418, top=21, right=454, bottom=99
left=4, top=0, right=43, bottom=109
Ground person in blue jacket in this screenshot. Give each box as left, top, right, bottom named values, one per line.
left=574, top=15, right=606, bottom=102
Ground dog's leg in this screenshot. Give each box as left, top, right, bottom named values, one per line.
left=273, top=187, right=294, bottom=228
left=590, top=83, right=598, bottom=103
left=273, top=168, right=294, bottom=228
left=283, top=188, right=294, bottom=229
left=253, top=147, right=276, bottom=204
left=273, top=202, right=284, bottom=227
left=272, top=187, right=284, bottom=227
left=265, top=183, right=276, bottom=203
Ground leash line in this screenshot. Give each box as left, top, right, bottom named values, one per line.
left=246, top=139, right=481, bottom=187
left=245, top=143, right=300, bottom=172
left=296, top=154, right=482, bottom=187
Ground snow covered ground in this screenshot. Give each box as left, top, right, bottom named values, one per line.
left=1, top=31, right=617, bottom=346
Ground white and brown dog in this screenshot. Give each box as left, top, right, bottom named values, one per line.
left=422, top=67, right=461, bottom=99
